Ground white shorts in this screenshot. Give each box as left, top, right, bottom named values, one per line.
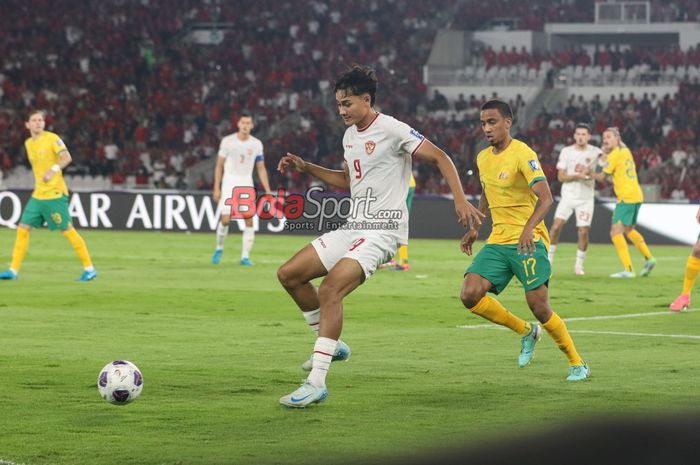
left=219, top=176, right=254, bottom=216
left=311, top=228, right=398, bottom=280
left=554, top=197, right=594, bottom=227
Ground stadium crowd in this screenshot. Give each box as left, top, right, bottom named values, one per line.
left=0, top=0, right=697, bottom=200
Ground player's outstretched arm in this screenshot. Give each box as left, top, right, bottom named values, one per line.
left=277, top=152, right=350, bottom=190
left=413, top=140, right=484, bottom=229
left=460, top=190, right=489, bottom=256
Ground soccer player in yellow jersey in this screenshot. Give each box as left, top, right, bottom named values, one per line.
left=592, top=127, right=656, bottom=278
left=460, top=99, right=588, bottom=381
left=0, top=110, right=97, bottom=281
left=670, top=206, right=700, bottom=311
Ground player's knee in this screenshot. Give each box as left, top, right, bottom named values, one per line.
left=460, top=286, right=484, bottom=309
left=276, top=264, right=297, bottom=289
left=220, top=216, right=231, bottom=226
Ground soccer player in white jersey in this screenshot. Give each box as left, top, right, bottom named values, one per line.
left=276, top=64, right=484, bottom=408
left=211, top=113, right=271, bottom=266
left=548, top=123, right=602, bottom=275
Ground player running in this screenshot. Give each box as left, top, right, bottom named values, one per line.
left=591, top=127, right=656, bottom=278
left=670, top=206, right=700, bottom=311
left=460, top=99, right=589, bottom=381
left=0, top=110, right=97, bottom=281
left=211, top=113, right=271, bottom=266
left=276, top=65, right=484, bottom=407
left=547, top=123, right=602, bottom=276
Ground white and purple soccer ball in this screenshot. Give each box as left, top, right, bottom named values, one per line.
left=97, top=360, right=143, bottom=405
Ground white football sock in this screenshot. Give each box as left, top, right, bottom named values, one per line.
left=215, top=222, right=228, bottom=250
left=303, top=308, right=320, bottom=336
left=575, top=249, right=586, bottom=269
left=241, top=228, right=254, bottom=259
left=308, top=337, right=338, bottom=387
left=548, top=244, right=557, bottom=263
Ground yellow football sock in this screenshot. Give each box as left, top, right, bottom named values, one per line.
left=611, top=234, right=633, bottom=272
left=682, top=256, right=700, bottom=295
left=10, top=227, right=30, bottom=272
left=470, top=296, right=531, bottom=336
left=398, top=245, right=408, bottom=266
left=626, top=230, right=652, bottom=260
left=63, top=229, right=93, bottom=269
left=542, top=312, right=583, bottom=366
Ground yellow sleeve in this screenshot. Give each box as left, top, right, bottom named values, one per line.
left=50, top=133, right=68, bottom=158
left=518, top=149, right=546, bottom=186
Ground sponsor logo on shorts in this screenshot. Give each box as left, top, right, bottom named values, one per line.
left=51, top=212, right=62, bottom=224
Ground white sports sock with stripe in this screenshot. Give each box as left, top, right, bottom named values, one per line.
left=302, top=309, right=320, bottom=336
left=308, top=337, right=338, bottom=387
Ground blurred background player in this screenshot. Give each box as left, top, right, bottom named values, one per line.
left=211, top=113, right=271, bottom=266
left=670, top=206, right=700, bottom=311
left=548, top=123, right=602, bottom=276
left=0, top=110, right=96, bottom=281
left=592, top=127, right=656, bottom=278
left=382, top=173, right=415, bottom=271
left=460, top=99, right=589, bottom=381
left=276, top=65, right=483, bottom=408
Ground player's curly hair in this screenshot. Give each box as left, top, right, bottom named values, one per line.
left=334, top=64, right=378, bottom=106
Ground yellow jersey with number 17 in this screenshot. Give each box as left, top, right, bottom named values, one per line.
left=25, top=130, right=69, bottom=200
left=602, top=146, right=643, bottom=203
left=477, top=138, right=550, bottom=248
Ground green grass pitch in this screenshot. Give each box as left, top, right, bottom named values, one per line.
left=0, top=228, right=698, bottom=465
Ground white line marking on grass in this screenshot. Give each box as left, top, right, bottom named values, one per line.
left=567, top=330, right=700, bottom=340
left=0, top=459, right=26, bottom=465
left=457, top=308, right=699, bottom=329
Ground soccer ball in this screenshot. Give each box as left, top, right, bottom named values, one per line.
left=97, top=360, right=143, bottom=405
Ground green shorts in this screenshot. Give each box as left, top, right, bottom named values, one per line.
left=406, top=187, right=415, bottom=212
left=465, top=241, right=551, bottom=294
left=20, top=196, right=72, bottom=231
left=612, top=202, right=641, bottom=226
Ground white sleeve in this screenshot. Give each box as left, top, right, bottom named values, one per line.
left=387, top=118, right=425, bottom=156
left=555, top=149, right=567, bottom=171
left=217, top=138, right=227, bottom=158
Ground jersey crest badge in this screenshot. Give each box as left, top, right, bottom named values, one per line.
left=498, top=171, right=509, bottom=180
left=365, top=141, right=376, bottom=155
left=528, top=160, right=540, bottom=171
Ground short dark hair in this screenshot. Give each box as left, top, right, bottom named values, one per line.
left=238, top=111, right=253, bottom=120
left=480, top=99, right=512, bottom=119
left=333, top=64, right=378, bottom=106
left=26, top=109, right=46, bottom=121
left=575, top=122, right=591, bottom=133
